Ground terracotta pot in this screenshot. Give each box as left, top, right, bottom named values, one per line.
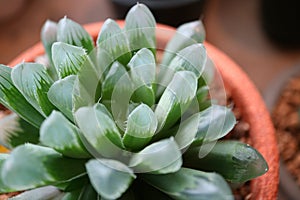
left=264, top=65, right=300, bottom=200
left=1, top=21, right=279, bottom=199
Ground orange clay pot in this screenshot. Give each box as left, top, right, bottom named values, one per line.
left=2, top=21, right=279, bottom=200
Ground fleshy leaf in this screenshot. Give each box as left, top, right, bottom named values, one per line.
left=129, top=137, right=182, bottom=174
left=1, top=144, right=86, bottom=191
left=0, top=64, right=45, bottom=127
left=184, top=140, right=269, bottom=183
left=57, top=17, right=94, bottom=53
left=9, top=186, right=62, bottom=200
left=48, top=75, right=76, bottom=121
left=11, top=62, right=56, bottom=117
left=101, top=61, right=128, bottom=100
left=161, top=20, right=206, bottom=66
left=86, top=159, right=136, bottom=199
left=142, top=168, right=233, bottom=200
left=125, top=3, right=156, bottom=53
left=0, top=113, right=39, bottom=149
left=52, top=42, right=88, bottom=78
left=75, top=103, right=124, bottom=158
left=97, top=18, right=131, bottom=65
left=155, top=71, right=197, bottom=132
left=123, top=104, right=157, bottom=151
left=128, top=48, right=156, bottom=106
left=192, top=105, right=236, bottom=145
left=40, top=111, right=90, bottom=158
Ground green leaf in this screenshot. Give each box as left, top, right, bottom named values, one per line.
left=128, top=48, right=156, bottom=106
left=0, top=113, right=39, bottom=149
left=40, top=111, right=90, bottom=158
left=1, top=144, right=87, bottom=191
left=86, top=159, right=136, bottom=199
left=0, top=154, right=14, bottom=193
left=9, top=186, right=62, bottom=200
left=97, top=18, right=131, bottom=65
left=123, top=104, right=157, bottom=151
left=142, top=168, right=233, bottom=200
left=155, top=71, right=197, bottom=132
left=0, top=64, right=45, bottom=127
left=48, top=75, right=76, bottom=121
left=57, top=17, right=94, bottom=53
left=11, top=62, right=56, bottom=117
left=62, top=184, right=98, bottom=200
left=101, top=61, right=128, bottom=100
left=183, top=140, right=269, bottom=183
left=125, top=3, right=156, bottom=53
left=52, top=42, right=88, bottom=78
left=75, top=103, right=124, bottom=158
left=192, top=105, right=236, bottom=145
left=161, top=20, right=206, bottom=66
left=129, top=137, right=182, bottom=174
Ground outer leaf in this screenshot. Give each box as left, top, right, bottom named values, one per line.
left=161, top=20, right=206, bottom=66
left=155, top=71, right=197, bottom=132
left=129, top=137, right=182, bottom=174
left=52, top=42, right=88, bottom=78
left=0, top=64, right=44, bottom=127
left=97, top=18, right=131, bottom=65
left=123, top=104, right=157, bottom=151
left=142, top=168, right=233, bottom=200
left=192, top=105, right=236, bottom=145
left=183, top=140, right=269, bottom=183
left=1, top=144, right=86, bottom=191
left=125, top=3, right=156, bottom=53
left=0, top=154, right=14, bottom=193
left=75, top=103, right=123, bottom=158
left=11, top=62, right=56, bottom=117
left=128, top=48, right=156, bottom=106
left=0, top=113, right=39, bottom=149
left=86, top=159, right=136, bottom=199
left=40, top=111, right=90, bottom=158
left=57, top=17, right=94, bottom=53
left=9, top=186, right=62, bottom=200
left=48, top=75, right=76, bottom=121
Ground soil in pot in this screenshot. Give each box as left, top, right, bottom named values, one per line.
left=271, top=74, right=300, bottom=199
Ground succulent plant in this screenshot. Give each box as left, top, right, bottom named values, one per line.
left=0, top=3, right=268, bottom=200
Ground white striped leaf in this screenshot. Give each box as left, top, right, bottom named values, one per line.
left=11, top=63, right=56, bottom=117
left=97, top=19, right=131, bottom=65
left=125, top=3, right=156, bottom=53
left=0, top=64, right=45, bottom=127
left=52, top=42, right=87, bottom=79
left=57, top=17, right=94, bottom=53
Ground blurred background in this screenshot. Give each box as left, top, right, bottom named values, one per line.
left=1, top=0, right=300, bottom=198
